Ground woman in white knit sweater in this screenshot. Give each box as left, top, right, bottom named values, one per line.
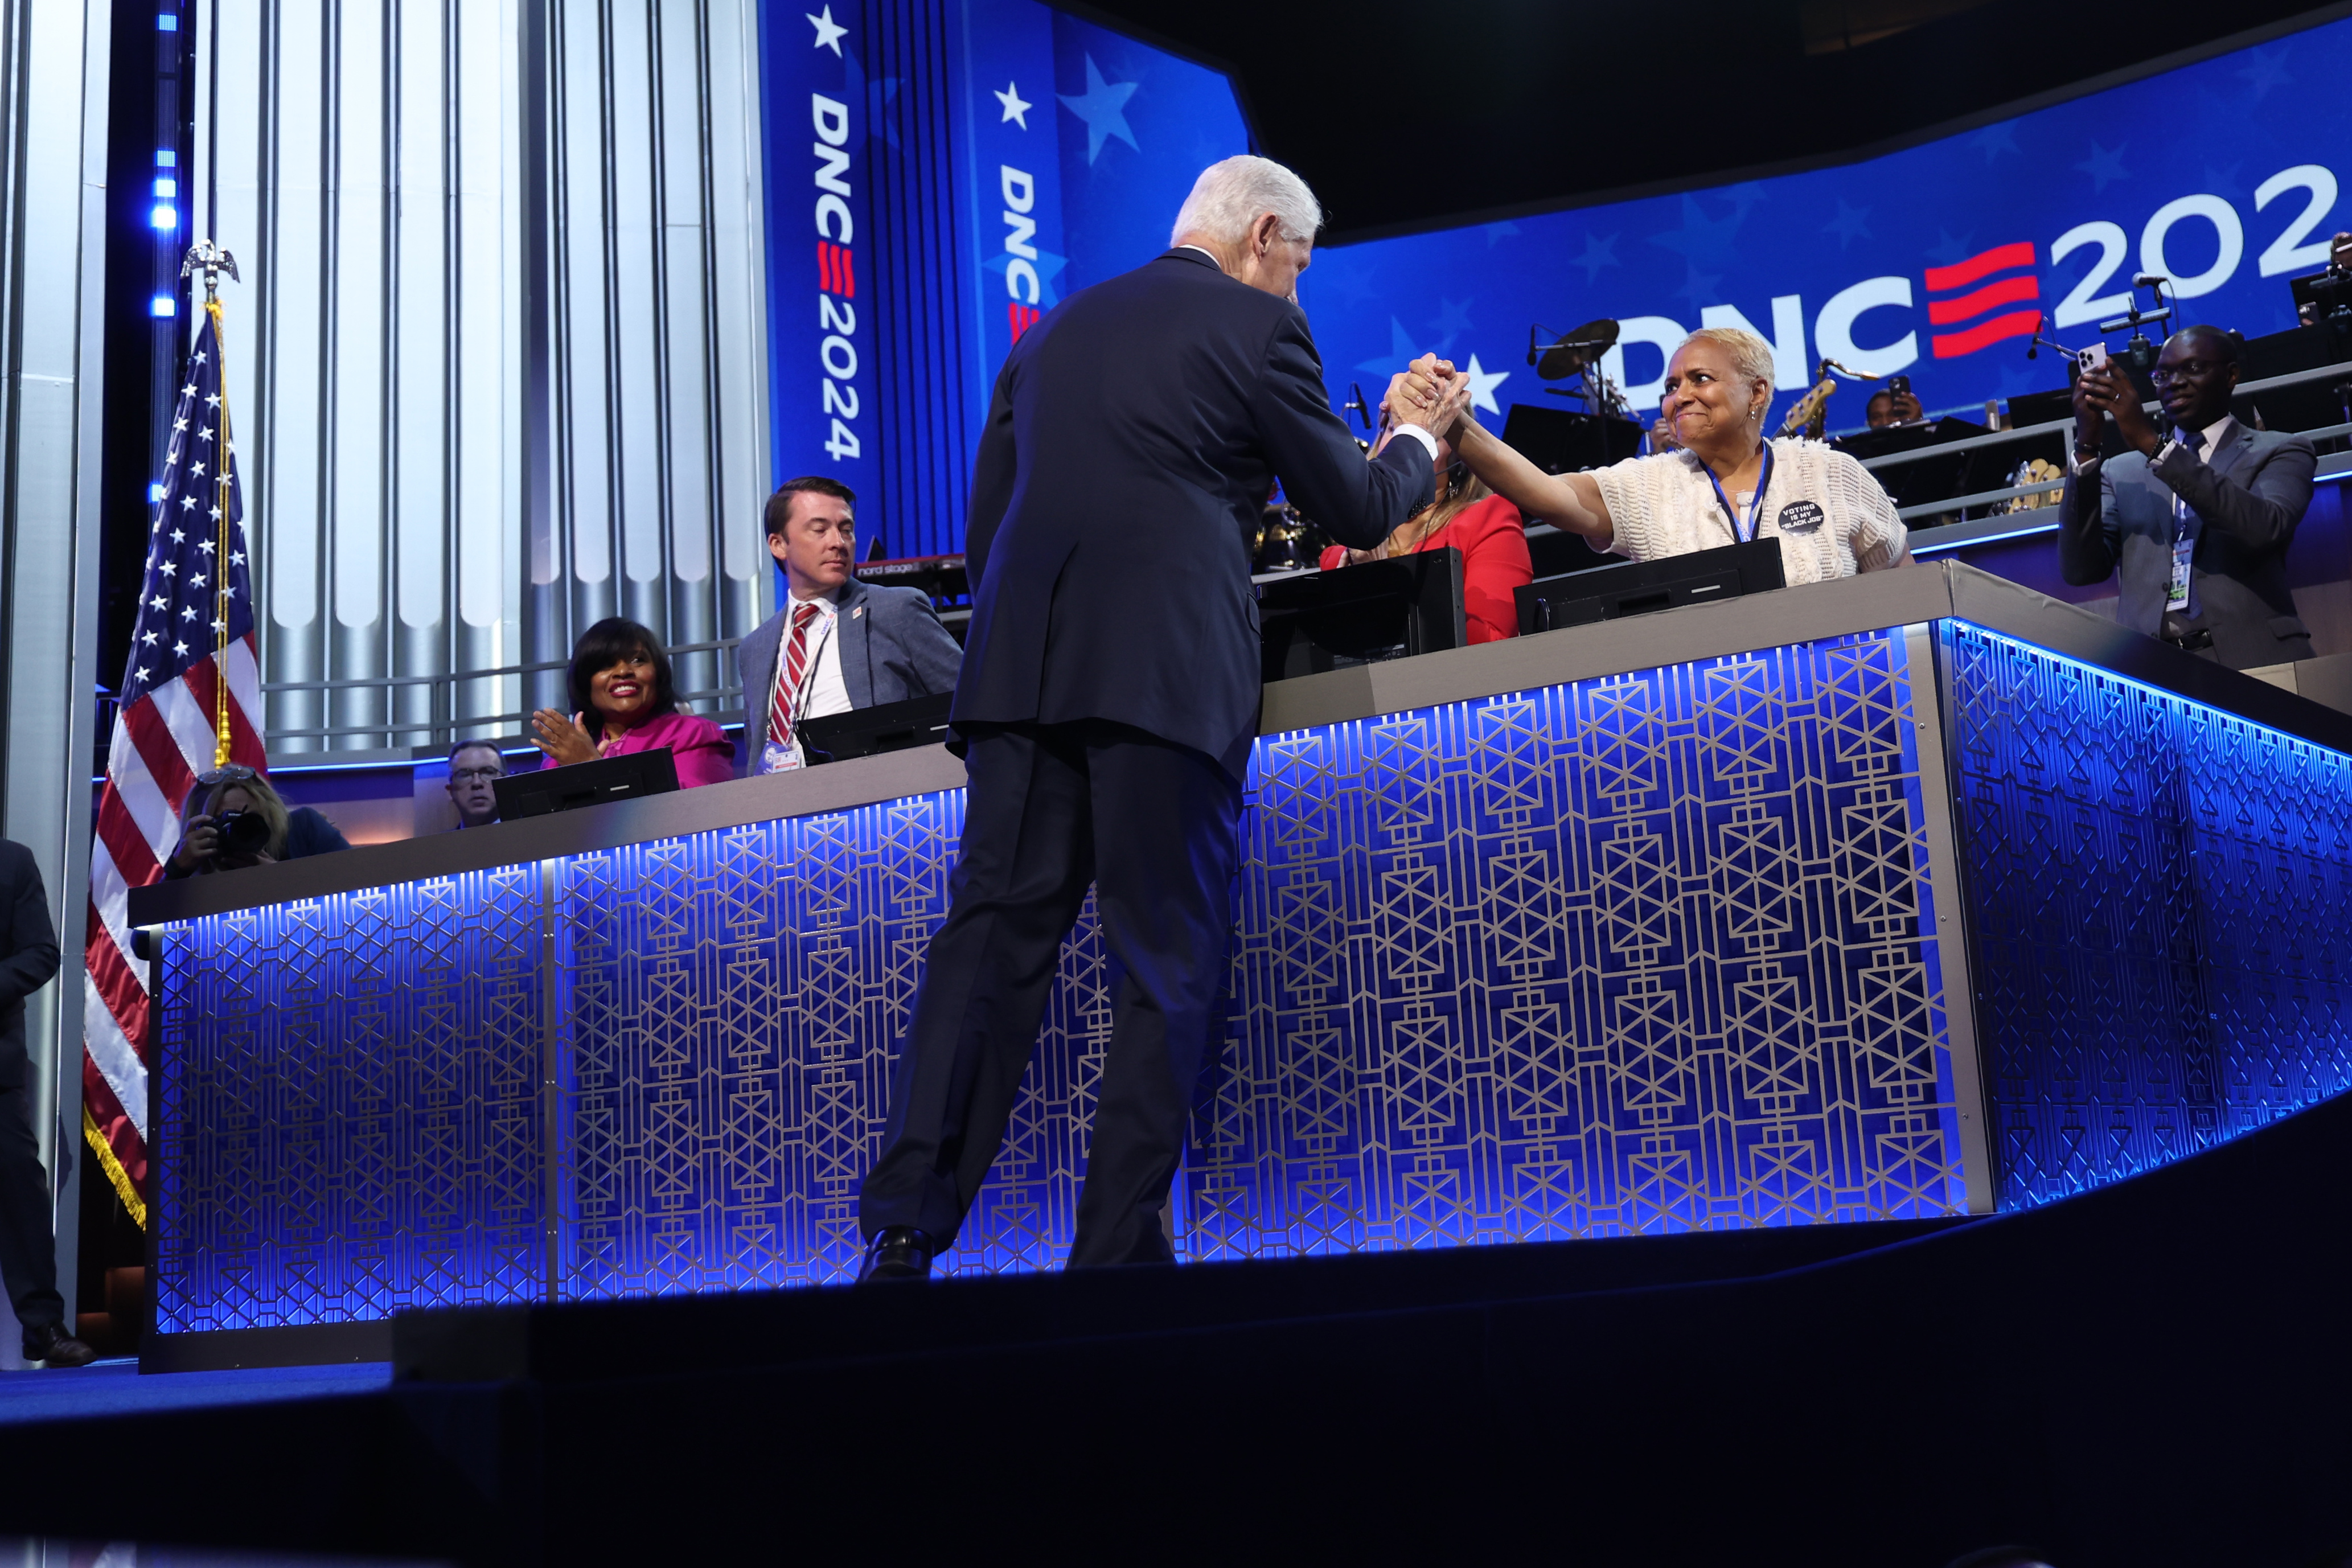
left=1444, top=326, right=1914, bottom=583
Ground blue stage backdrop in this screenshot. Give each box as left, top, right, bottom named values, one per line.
left=756, top=0, right=1250, bottom=561
left=1302, top=17, right=2352, bottom=431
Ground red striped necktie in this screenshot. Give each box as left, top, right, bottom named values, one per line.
left=767, top=600, right=825, bottom=751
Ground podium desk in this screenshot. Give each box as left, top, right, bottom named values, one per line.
left=132, top=562, right=2352, bottom=1369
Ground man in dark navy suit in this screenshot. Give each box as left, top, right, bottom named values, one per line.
left=2063, top=325, right=2318, bottom=670
left=856, top=155, right=1467, bottom=1278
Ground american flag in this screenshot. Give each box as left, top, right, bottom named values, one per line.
left=83, top=303, right=264, bottom=1225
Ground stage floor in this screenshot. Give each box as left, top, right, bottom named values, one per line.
left=0, top=1359, right=390, bottom=1428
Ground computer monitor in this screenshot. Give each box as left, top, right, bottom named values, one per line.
left=798, top=692, right=955, bottom=764
left=1513, top=540, right=1785, bottom=635
left=1499, top=403, right=1645, bottom=475
left=492, top=746, right=679, bottom=820
left=1258, top=548, right=1466, bottom=682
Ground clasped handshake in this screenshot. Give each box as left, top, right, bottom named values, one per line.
left=1378, top=353, right=1474, bottom=440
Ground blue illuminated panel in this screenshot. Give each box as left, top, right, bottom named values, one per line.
left=1945, top=622, right=2352, bottom=1209
left=155, top=867, right=545, bottom=1333
left=1196, top=629, right=1965, bottom=1253
left=154, top=627, right=1966, bottom=1328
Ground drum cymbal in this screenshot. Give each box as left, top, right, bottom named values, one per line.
left=1536, top=318, right=1620, bottom=380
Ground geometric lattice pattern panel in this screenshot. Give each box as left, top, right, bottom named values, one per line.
left=1945, top=621, right=2352, bottom=1209
left=154, top=865, right=546, bottom=1332
left=1195, top=627, right=1968, bottom=1255
left=552, top=801, right=1111, bottom=1295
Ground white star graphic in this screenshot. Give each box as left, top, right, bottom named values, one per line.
left=180, top=383, right=195, bottom=397
left=191, top=573, right=207, bottom=588
left=149, top=595, right=167, bottom=611
left=134, top=667, right=150, bottom=682
left=205, top=393, right=221, bottom=408
left=807, top=5, right=845, bottom=53
left=1463, top=354, right=1509, bottom=416
left=173, top=640, right=188, bottom=656
left=142, top=632, right=158, bottom=646
left=210, top=507, right=223, bottom=521
left=198, top=426, right=215, bottom=444
left=191, top=461, right=206, bottom=478
left=161, top=561, right=177, bottom=577
left=194, top=350, right=206, bottom=363
left=210, top=618, right=226, bottom=634
left=171, top=528, right=184, bottom=543
left=229, top=551, right=244, bottom=566
left=197, top=540, right=215, bottom=555
left=173, top=417, right=187, bottom=433
left=995, top=81, right=1031, bottom=129
left=180, top=605, right=197, bottom=621
left=179, top=496, right=196, bottom=510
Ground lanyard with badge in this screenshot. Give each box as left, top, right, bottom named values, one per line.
left=758, top=608, right=836, bottom=775
left=1701, top=444, right=1776, bottom=545
left=2168, top=491, right=2198, bottom=613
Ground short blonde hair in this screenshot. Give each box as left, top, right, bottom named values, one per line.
left=1676, top=327, right=1775, bottom=418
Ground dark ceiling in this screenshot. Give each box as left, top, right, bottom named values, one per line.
left=1071, top=0, right=2341, bottom=243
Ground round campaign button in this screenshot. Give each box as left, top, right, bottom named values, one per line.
left=1777, top=499, right=1825, bottom=533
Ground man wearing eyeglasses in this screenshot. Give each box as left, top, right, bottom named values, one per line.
left=445, top=741, right=507, bottom=830
left=2063, top=325, right=2318, bottom=671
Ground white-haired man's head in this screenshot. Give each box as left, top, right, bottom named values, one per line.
left=1169, top=155, right=1322, bottom=302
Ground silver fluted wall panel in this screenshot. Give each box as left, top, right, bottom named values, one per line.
left=195, top=1, right=769, bottom=754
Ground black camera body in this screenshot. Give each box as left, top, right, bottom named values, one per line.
left=215, top=809, right=272, bottom=855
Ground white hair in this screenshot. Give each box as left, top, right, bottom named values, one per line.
left=1169, top=155, right=1322, bottom=248
left=1677, top=326, right=1775, bottom=412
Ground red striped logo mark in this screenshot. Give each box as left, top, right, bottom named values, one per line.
left=1927, top=241, right=2039, bottom=359
left=819, top=241, right=856, bottom=298
left=1008, top=302, right=1041, bottom=341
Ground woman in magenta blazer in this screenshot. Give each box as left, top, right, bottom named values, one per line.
left=1317, top=420, right=1533, bottom=645
left=528, top=616, right=736, bottom=788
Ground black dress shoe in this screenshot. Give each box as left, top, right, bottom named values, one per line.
left=22, top=1322, right=97, bottom=1368
left=857, top=1226, right=936, bottom=1283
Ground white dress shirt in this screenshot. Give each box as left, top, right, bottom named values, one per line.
left=764, top=588, right=854, bottom=770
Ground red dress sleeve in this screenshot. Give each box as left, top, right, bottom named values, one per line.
left=1431, top=496, right=1532, bottom=643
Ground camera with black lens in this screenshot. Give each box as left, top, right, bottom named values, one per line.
left=214, top=808, right=272, bottom=856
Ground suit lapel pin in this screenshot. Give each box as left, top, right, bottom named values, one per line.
left=853, top=606, right=864, bottom=618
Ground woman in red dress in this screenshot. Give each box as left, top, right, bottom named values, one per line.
left=1317, top=417, right=1533, bottom=644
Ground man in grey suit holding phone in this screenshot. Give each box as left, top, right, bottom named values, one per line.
left=2062, top=325, right=2317, bottom=671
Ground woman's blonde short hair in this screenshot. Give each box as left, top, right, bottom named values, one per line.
left=1676, top=326, right=1776, bottom=416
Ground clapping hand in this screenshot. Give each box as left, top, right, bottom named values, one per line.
left=531, top=708, right=605, bottom=767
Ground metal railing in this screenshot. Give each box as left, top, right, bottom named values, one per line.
left=258, top=638, right=746, bottom=756
left=1879, top=359, right=2352, bottom=551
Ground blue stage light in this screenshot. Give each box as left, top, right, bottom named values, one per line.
left=150, top=296, right=175, bottom=317
left=154, top=149, right=175, bottom=166
left=154, top=177, right=175, bottom=198
left=150, top=204, right=176, bottom=230
left=157, top=12, right=178, bottom=29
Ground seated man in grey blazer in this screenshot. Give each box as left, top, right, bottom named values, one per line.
left=739, top=476, right=963, bottom=774
left=2063, top=325, right=2317, bottom=670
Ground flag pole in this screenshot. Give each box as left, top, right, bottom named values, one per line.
left=179, top=240, right=240, bottom=767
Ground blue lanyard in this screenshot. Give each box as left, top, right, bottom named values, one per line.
left=1701, top=443, right=1775, bottom=545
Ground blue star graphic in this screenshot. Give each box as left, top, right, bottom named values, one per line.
left=1674, top=266, right=1721, bottom=311
left=1821, top=199, right=1871, bottom=250
left=1353, top=316, right=1417, bottom=376
left=1972, top=123, right=2019, bottom=163
left=2076, top=141, right=2129, bottom=192
left=983, top=248, right=1070, bottom=308
left=1718, top=182, right=1768, bottom=222
left=1649, top=195, right=1744, bottom=267
left=2238, top=46, right=2289, bottom=98
left=842, top=54, right=902, bottom=149
left=1571, top=232, right=1620, bottom=283
left=2203, top=161, right=2242, bottom=196
left=1924, top=228, right=1979, bottom=266
left=1057, top=55, right=1139, bottom=165
left=1483, top=221, right=1520, bottom=248
left=1327, top=265, right=1378, bottom=310
left=1428, top=297, right=1474, bottom=338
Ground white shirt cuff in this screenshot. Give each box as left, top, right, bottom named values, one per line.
left=1389, top=424, right=1441, bottom=462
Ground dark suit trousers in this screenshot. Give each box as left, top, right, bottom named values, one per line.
left=0, top=1083, right=61, bottom=1331
left=857, top=720, right=1242, bottom=1266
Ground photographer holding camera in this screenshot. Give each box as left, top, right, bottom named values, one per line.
left=162, top=766, right=350, bottom=879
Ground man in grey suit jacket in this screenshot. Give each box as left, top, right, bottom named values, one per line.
left=737, top=477, right=963, bottom=773
left=2062, top=325, right=2317, bottom=671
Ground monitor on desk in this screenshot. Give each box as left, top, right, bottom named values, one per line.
left=1514, top=540, right=1786, bottom=635
left=494, top=747, right=679, bottom=820
left=1258, top=548, right=1466, bottom=682
left=799, top=692, right=955, bottom=764
left=1830, top=417, right=1993, bottom=511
